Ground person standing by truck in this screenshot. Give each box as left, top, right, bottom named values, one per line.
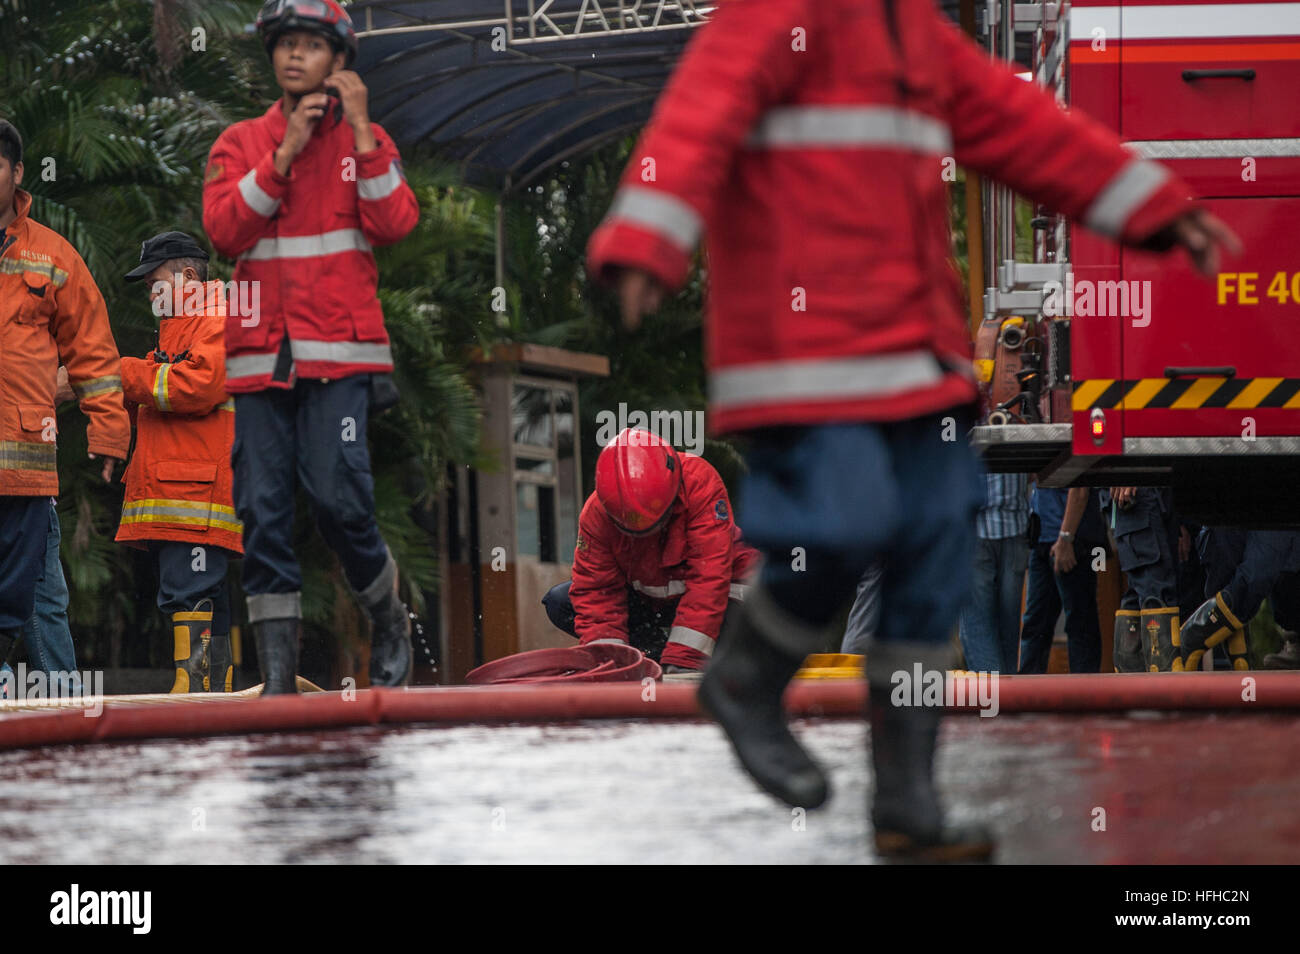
left=202, top=0, right=419, bottom=694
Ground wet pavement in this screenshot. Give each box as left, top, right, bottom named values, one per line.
left=0, top=712, right=1297, bottom=863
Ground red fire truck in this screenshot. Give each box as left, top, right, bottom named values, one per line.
left=972, top=0, right=1300, bottom=523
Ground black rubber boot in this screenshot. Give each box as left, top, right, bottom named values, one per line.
left=208, top=631, right=234, bottom=692
left=1180, top=593, right=1244, bottom=672
left=168, top=599, right=212, bottom=694
left=357, top=556, right=412, bottom=687
left=867, top=643, right=994, bottom=863
left=254, top=618, right=300, bottom=696
left=1139, top=603, right=1180, bottom=673
left=367, top=589, right=412, bottom=687
left=1263, top=631, right=1300, bottom=670
left=697, top=589, right=829, bottom=810
left=1113, top=610, right=1142, bottom=673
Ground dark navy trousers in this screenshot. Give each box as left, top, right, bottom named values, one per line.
left=0, top=496, right=48, bottom=632
left=735, top=412, right=984, bottom=646
left=232, top=376, right=389, bottom=621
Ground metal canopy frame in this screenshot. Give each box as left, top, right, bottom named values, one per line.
left=351, top=0, right=714, bottom=193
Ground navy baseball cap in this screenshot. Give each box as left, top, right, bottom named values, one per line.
left=125, top=231, right=210, bottom=282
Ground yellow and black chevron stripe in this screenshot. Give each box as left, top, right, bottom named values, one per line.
left=1072, top=377, right=1300, bottom=411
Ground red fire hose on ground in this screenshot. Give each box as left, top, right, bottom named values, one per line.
left=0, top=666, right=1297, bottom=754
left=465, top=643, right=663, bottom=684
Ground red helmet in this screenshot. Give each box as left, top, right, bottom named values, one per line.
left=595, top=428, right=682, bottom=534
left=257, top=0, right=358, bottom=67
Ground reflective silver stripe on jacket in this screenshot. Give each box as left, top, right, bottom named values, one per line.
left=729, top=583, right=748, bottom=602
left=358, top=162, right=404, bottom=201
left=119, top=501, right=241, bottom=531
left=1083, top=159, right=1170, bottom=239
left=225, top=352, right=279, bottom=381
left=240, top=229, right=371, bottom=261
left=604, top=186, right=702, bottom=254
left=70, top=374, right=122, bottom=399
left=1129, top=138, right=1300, bottom=160
left=667, top=625, right=715, bottom=656
left=0, top=440, right=57, bottom=471
left=711, top=351, right=948, bottom=410
left=291, top=339, right=393, bottom=366
left=153, top=364, right=172, bottom=412
left=238, top=169, right=281, bottom=217
left=631, top=579, right=688, bottom=599
left=746, top=105, right=953, bottom=153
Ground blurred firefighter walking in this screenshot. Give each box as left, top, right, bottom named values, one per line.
left=588, top=0, right=1238, bottom=860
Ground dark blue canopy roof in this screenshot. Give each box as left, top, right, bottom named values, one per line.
left=351, top=1, right=983, bottom=193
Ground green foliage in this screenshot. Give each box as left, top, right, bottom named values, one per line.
left=501, top=140, right=725, bottom=492
left=1, top=0, right=494, bottom=667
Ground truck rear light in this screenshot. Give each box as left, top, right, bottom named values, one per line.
left=1089, top=408, right=1106, bottom=444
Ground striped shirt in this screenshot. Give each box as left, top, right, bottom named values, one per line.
left=975, top=472, right=1030, bottom=540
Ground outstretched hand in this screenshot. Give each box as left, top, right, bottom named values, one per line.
left=1167, top=209, right=1242, bottom=277
left=614, top=268, right=665, bottom=331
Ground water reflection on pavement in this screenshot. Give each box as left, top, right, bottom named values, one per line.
left=0, top=713, right=1296, bottom=863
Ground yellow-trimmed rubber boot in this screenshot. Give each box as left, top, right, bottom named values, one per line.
left=1113, top=610, right=1142, bottom=672
left=1140, top=605, right=1180, bottom=672
left=1223, top=628, right=1252, bottom=671
left=208, top=631, right=234, bottom=692
left=1180, top=593, right=1244, bottom=672
left=168, top=599, right=213, bottom=694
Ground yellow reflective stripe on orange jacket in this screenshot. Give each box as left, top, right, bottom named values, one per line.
left=70, top=374, right=123, bottom=399
left=153, top=364, right=172, bottom=411
left=119, top=498, right=242, bottom=533
left=0, top=257, right=70, bottom=287
left=0, top=441, right=58, bottom=471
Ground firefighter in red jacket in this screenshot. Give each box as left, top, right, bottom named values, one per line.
left=118, top=232, right=242, bottom=693
left=201, top=0, right=419, bottom=694
left=542, top=428, right=759, bottom=672
left=587, top=0, right=1238, bottom=859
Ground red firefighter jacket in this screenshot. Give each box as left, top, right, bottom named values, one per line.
left=116, top=281, right=242, bottom=554
left=0, top=189, right=130, bottom=495
left=569, top=453, right=760, bottom=669
left=587, top=0, right=1196, bottom=433
left=202, top=101, right=418, bottom=392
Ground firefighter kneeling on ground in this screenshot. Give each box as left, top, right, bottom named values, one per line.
left=1182, top=528, right=1300, bottom=671
left=542, top=428, right=759, bottom=673
left=117, top=232, right=242, bottom=693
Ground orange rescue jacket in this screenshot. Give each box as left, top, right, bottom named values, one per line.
left=1, top=189, right=131, bottom=495
left=115, top=280, right=242, bottom=553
